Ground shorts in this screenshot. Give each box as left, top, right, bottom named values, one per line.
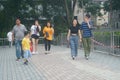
left=24, top=50, right=32, bottom=59
left=31, top=34, right=39, bottom=39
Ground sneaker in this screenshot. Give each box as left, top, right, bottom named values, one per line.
left=24, top=60, right=28, bottom=65
left=85, top=56, right=89, bottom=60
left=24, top=62, right=28, bottom=65
left=45, top=51, right=48, bottom=54
left=72, top=56, right=75, bottom=60
left=16, top=58, right=20, bottom=61
left=32, top=52, right=36, bottom=55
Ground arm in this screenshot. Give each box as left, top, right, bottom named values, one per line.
left=43, top=27, right=45, bottom=34
left=39, top=26, right=41, bottom=32
left=12, top=27, right=15, bottom=41
left=78, top=30, right=82, bottom=42
left=67, top=29, right=71, bottom=41
left=86, top=20, right=92, bottom=29
left=51, top=27, right=54, bottom=34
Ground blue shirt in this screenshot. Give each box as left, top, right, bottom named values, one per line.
left=81, top=21, right=92, bottom=38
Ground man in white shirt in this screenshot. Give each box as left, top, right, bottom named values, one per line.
left=7, top=31, right=13, bottom=48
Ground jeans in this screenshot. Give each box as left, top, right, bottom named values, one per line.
left=82, top=38, right=91, bottom=57
left=15, top=40, right=24, bottom=59
left=44, top=38, right=51, bottom=51
left=70, top=36, right=78, bottom=57
left=24, top=50, right=31, bottom=59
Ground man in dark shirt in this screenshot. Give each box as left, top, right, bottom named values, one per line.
left=81, top=14, right=93, bottom=60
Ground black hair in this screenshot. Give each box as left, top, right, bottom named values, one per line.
left=24, top=31, right=30, bottom=36
left=72, top=19, right=80, bottom=26
left=46, top=21, right=52, bottom=28
left=85, top=14, right=91, bottom=18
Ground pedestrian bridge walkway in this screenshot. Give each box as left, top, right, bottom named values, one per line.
left=0, top=45, right=120, bottom=80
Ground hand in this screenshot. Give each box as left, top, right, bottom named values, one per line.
left=67, top=37, right=69, bottom=41
left=80, top=38, right=82, bottom=42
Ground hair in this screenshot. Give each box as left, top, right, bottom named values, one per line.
left=85, top=14, right=91, bottom=18
left=46, top=21, right=52, bottom=28
left=24, top=31, right=30, bottom=36
left=72, top=19, right=80, bottom=26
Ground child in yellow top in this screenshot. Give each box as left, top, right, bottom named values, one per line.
left=43, top=21, right=54, bottom=54
left=22, top=31, right=31, bottom=65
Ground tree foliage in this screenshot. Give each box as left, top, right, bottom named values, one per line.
left=104, top=0, right=120, bottom=11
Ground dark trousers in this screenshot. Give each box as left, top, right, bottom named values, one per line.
left=44, top=38, right=51, bottom=51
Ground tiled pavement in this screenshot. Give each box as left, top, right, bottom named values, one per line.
left=0, top=45, right=120, bottom=80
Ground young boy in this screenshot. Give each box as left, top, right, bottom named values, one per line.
left=22, top=31, right=32, bottom=65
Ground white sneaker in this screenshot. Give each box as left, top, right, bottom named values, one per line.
left=45, top=51, right=48, bottom=54
left=32, top=52, right=36, bottom=55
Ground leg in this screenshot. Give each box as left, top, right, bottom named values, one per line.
left=70, top=36, right=75, bottom=58
left=44, top=38, right=48, bottom=51
left=11, top=41, right=13, bottom=47
left=86, top=38, right=91, bottom=56
left=82, top=38, right=88, bottom=57
left=35, top=39, right=39, bottom=53
left=48, top=40, right=51, bottom=51
left=23, top=50, right=29, bottom=65
left=9, top=41, right=11, bottom=48
left=32, top=38, right=36, bottom=53
left=15, top=40, right=21, bottom=60
left=74, top=36, right=78, bottom=57
left=20, top=40, right=24, bottom=58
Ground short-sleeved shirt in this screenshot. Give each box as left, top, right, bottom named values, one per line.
left=12, top=24, right=27, bottom=40
left=81, top=21, right=92, bottom=38
left=69, top=25, right=80, bottom=34
left=31, top=25, right=41, bottom=36
left=22, top=37, right=30, bottom=50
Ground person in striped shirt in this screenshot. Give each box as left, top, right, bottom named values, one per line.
left=81, top=14, right=93, bottom=60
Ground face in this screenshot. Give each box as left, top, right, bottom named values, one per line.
left=35, top=20, right=39, bottom=26
left=84, top=16, right=89, bottom=22
left=47, top=22, right=51, bottom=27
left=16, top=19, right=21, bottom=25
left=26, top=33, right=30, bottom=38
left=73, top=19, right=77, bottom=26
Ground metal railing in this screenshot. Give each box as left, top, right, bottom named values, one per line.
left=54, top=31, right=120, bottom=56
left=0, top=38, right=9, bottom=46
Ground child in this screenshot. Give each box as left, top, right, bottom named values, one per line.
left=22, top=31, right=32, bottom=65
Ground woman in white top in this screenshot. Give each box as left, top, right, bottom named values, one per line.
left=7, top=31, right=13, bottom=48
left=31, top=20, right=41, bottom=54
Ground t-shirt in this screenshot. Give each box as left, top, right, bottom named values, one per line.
left=81, top=21, right=92, bottom=38
left=22, top=37, right=30, bottom=50
left=12, top=24, right=27, bottom=40
left=7, top=32, right=12, bottom=41
left=31, top=25, right=41, bottom=36
left=69, top=25, right=80, bottom=34
left=43, top=26, right=54, bottom=40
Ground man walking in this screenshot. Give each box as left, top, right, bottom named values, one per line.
left=81, top=14, right=93, bottom=60
left=12, top=18, right=27, bottom=61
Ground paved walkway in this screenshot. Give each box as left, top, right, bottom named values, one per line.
left=0, top=45, right=120, bottom=80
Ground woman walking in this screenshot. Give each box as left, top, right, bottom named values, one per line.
left=67, top=19, right=82, bottom=60
left=31, top=20, right=41, bottom=54
left=43, top=21, right=54, bottom=54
